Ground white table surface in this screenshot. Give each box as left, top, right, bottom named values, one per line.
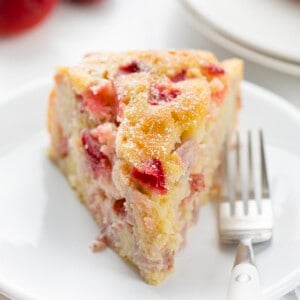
left=0, top=0, right=299, bottom=299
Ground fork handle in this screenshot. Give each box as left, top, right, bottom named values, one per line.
left=227, top=240, right=263, bottom=300
left=228, top=263, right=261, bottom=300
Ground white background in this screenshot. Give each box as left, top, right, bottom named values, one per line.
left=0, top=0, right=299, bottom=299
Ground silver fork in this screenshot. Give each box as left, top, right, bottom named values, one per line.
left=219, top=130, right=273, bottom=300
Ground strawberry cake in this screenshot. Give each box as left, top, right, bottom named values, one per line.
left=47, top=50, right=243, bottom=284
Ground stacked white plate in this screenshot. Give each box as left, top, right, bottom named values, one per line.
left=180, top=0, right=300, bottom=76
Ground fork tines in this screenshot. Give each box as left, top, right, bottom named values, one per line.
left=219, top=130, right=273, bottom=244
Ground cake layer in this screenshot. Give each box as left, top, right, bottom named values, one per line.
left=47, top=50, right=243, bottom=284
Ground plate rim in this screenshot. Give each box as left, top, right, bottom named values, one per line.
left=179, top=0, right=300, bottom=77
left=0, top=77, right=51, bottom=110
left=0, top=79, right=300, bottom=300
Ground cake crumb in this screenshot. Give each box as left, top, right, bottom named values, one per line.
left=90, top=239, right=107, bottom=252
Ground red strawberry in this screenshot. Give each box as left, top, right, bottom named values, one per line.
left=81, top=130, right=111, bottom=178
left=131, top=159, right=167, bottom=194
left=201, top=62, right=225, bottom=76
left=190, top=173, right=205, bottom=193
left=113, top=199, right=126, bottom=216
left=0, top=0, right=57, bottom=35
left=170, top=69, right=187, bottom=83
left=149, top=84, right=181, bottom=105
left=119, top=61, right=140, bottom=75
left=82, top=81, right=117, bottom=121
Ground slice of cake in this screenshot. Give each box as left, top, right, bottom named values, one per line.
left=47, top=50, right=243, bottom=284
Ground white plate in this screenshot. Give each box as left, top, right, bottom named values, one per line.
left=180, top=0, right=300, bottom=76
left=0, top=80, right=300, bottom=300
left=180, top=0, right=300, bottom=63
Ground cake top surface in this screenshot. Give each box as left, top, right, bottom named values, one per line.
left=61, top=49, right=226, bottom=93
left=57, top=50, right=242, bottom=194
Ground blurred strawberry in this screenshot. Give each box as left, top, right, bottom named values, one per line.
left=0, top=0, right=57, bottom=35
